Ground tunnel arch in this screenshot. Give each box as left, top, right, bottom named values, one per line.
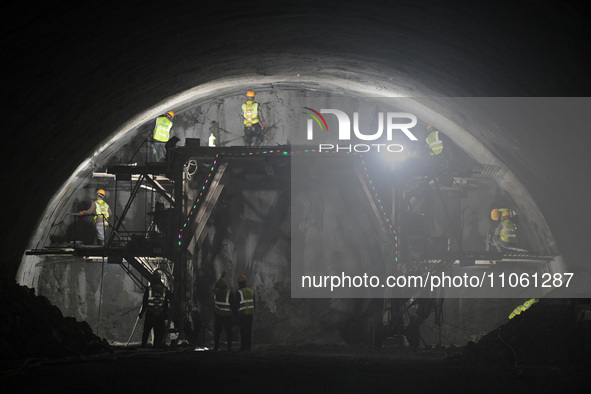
left=5, top=0, right=590, bottom=351
left=17, top=59, right=566, bottom=348
left=19, top=63, right=565, bottom=290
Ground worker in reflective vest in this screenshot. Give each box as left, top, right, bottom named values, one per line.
left=426, top=124, right=444, bottom=156
left=151, top=111, right=174, bottom=161
left=139, top=271, right=170, bottom=348
left=509, top=298, right=539, bottom=319
left=235, top=273, right=255, bottom=351
left=79, top=189, right=112, bottom=245
left=425, top=124, right=452, bottom=170
left=241, top=91, right=266, bottom=147
left=213, top=277, right=234, bottom=351
left=492, top=210, right=518, bottom=251
left=490, top=208, right=517, bottom=222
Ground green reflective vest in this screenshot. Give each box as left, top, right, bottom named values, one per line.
left=508, top=298, right=537, bottom=319
left=426, top=130, right=443, bottom=156
left=500, top=219, right=517, bottom=243
left=237, top=287, right=255, bottom=315
left=242, top=101, right=260, bottom=126
left=214, top=288, right=232, bottom=316
left=94, top=199, right=110, bottom=224
left=153, top=116, right=173, bottom=142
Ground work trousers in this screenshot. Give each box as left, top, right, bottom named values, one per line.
left=141, top=310, right=166, bottom=348
left=238, top=314, right=253, bottom=351
left=153, top=141, right=167, bottom=162
left=213, top=314, right=232, bottom=351
left=95, top=222, right=107, bottom=245
left=243, top=123, right=263, bottom=147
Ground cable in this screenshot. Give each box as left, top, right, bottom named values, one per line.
left=497, top=326, right=519, bottom=367
left=184, top=159, right=198, bottom=180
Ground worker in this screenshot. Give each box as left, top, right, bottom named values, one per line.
left=241, top=90, right=266, bottom=147
left=492, top=210, right=519, bottom=252
left=490, top=208, right=517, bottom=222
left=425, top=124, right=454, bottom=168
left=79, top=189, right=112, bottom=246
left=508, top=298, right=539, bottom=319
left=139, top=270, right=171, bottom=348
left=151, top=111, right=174, bottom=161
left=425, top=124, right=444, bottom=156
left=405, top=298, right=435, bottom=348
left=235, top=273, right=255, bottom=351
left=213, top=277, right=234, bottom=351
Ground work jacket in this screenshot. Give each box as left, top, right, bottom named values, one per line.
left=499, top=219, right=517, bottom=243
left=94, top=199, right=110, bottom=224
left=237, top=287, right=255, bottom=315
left=153, top=116, right=173, bottom=142
left=242, top=101, right=260, bottom=126
left=509, top=298, right=537, bottom=319
left=426, top=130, right=443, bottom=156
left=214, top=288, right=233, bottom=316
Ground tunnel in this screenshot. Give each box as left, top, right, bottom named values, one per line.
left=3, top=1, right=591, bottom=392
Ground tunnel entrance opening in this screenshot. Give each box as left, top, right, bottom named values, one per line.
left=19, top=77, right=565, bottom=349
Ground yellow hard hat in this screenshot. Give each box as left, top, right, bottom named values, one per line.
left=237, top=274, right=247, bottom=283
left=166, top=111, right=175, bottom=119
left=491, top=209, right=500, bottom=221
left=97, top=189, right=106, bottom=198
left=246, top=90, right=255, bottom=98
left=501, top=210, right=511, bottom=220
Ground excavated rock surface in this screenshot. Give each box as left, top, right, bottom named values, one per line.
left=1, top=277, right=590, bottom=392
left=460, top=298, right=591, bottom=366
left=0, top=276, right=111, bottom=361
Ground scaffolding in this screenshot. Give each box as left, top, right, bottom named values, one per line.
left=26, top=141, right=558, bottom=346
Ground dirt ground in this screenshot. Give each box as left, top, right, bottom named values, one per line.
left=2, top=344, right=590, bottom=393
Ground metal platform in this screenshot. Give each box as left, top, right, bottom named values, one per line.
left=420, top=250, right=556, bottom=266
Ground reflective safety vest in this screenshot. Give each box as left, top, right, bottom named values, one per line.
left=426, top=130, right=443, bottom=156
left=153, top=116, right=173, bottom=142
left=94, top=199, right=110, bottom=224
left=242, top=101, right=259, bottom=127
left=237, top=287, right=255, bottom=315
left=147, top=284, right=166, bottom=313
left=499, top=219, right=517, bottom=243
left=509, top=298, right=537, bottom=319
left=214, top=288, right=232, bottom=316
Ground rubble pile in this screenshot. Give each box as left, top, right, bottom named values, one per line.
left=0, top=276, right=111, bottom=360
left=462, top=298, right=591, bottom=366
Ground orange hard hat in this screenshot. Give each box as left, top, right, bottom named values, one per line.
left=237, top=274, right=247, bottom=283
left=501, top=210, right=511, bottom=220
left=491, top=209, right=500, bottom=221
left=246, top=90, right=255, bottom=98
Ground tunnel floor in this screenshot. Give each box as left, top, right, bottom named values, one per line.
left=3, top=344, right=590, bottom=393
